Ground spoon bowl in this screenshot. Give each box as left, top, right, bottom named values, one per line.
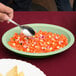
left=21, top=25, right=35, bottom=36
left=8, top=19, right=35, bottom=36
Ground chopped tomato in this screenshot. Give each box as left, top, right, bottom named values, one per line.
left=8, top=30, right=68, bottom=53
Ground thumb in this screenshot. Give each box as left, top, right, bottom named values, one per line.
left=0, top=13, right=9, bottom=22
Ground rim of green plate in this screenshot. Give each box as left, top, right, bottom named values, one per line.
left=2, top=23, right=75, bottom=57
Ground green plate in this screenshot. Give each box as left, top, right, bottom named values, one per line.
left=2, top=23, right=75, bottom=58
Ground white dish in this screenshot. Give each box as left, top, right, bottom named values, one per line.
left=0, top=59, right=46, bottom=76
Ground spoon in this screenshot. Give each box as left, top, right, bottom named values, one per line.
left=8, top=19, right=35, bottom=36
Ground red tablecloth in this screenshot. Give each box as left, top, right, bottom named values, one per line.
left=0, top=12, right=76, bottom=76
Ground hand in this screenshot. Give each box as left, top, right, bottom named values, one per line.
left=0, top=3, right=14, bottom=22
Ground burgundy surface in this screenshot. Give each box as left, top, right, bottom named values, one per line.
left=0, top=12, right=76, bottom=76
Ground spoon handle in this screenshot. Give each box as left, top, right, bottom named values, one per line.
left=8, top=19, right=21, bottom=27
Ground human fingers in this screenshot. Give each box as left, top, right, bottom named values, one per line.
left=0, top=3, right=14, bottom=19
left=0, top=13, right=9, bottom=22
